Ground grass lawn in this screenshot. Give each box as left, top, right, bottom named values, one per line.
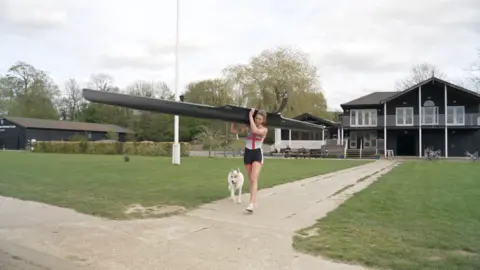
left=293, top=161, right=480, bottom=270
left=0, top=151, right=369, bottom=219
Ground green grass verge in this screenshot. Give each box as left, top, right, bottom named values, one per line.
left=0, top=151, right=369, bottom=219
left=293, top=161, right=480, bottom=270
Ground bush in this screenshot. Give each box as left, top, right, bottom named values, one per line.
left=32, top=141, right=190, bottom=157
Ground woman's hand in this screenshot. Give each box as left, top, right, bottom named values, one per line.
left=249, top=108, right=255, bottom=118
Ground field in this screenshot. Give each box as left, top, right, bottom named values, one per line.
left=293, top=161, right=480, bottom=270
left=0, top=151, right=369, bottom=219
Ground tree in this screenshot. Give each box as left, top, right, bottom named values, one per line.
left=58, top=78, right=84, bottom=121
left=106, top=131, right=119, bottom=141
left=183, top=79, right=234, bottom=106
left=126, top=80, right=173, bottom=100
left=0, top=76, right=12, bottom=115
left=395, top=63, right=447, bottom=91
left=183, top=78, right=235, bottom=139
left=327, top=109, right=342, bottom=122
left=88, top=73, right=118, bottom=92
left=222, top=46, right=328, bottom=118
left=1, top=61, right=60, bottom=119
left=467, top=49, right=480, bottom=92
left=78, top=73, right=131, bottom=126
left=194, top=125, right=224, bottom=157
left=124, top=80, right=170, bottom=141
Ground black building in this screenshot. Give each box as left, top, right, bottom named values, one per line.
left=0, top=116, right=133, bottom=150
left=340, top=76, right=480, bottom=157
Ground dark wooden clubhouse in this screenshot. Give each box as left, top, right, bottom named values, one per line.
left=339, top=76, right=480, bottom=157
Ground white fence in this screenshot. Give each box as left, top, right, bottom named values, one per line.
left=275, top=140, right=326, bottom=150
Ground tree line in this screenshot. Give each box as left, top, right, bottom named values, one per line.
left=0, top=47, right=339, bottom=143
left=1, top=46, right=478, bottom=143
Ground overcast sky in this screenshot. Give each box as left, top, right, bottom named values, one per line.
left=0, top=0, right=479, bottom=110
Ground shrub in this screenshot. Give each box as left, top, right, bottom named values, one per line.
left=32, top=141, right=190, bottom=157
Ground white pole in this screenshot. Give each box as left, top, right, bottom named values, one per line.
left=383, top=103, right=387, bottom=156
left=274, top=128, right=281, bottom=149
left=418, top=86, right=422, bottom=158
left=172, top=0, right=181, bottom=165
left=444, top=84, right=448, bottom=158
left=288, top=129, right=292, bottom=147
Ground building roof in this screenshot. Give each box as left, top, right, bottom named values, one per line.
left=293, top=113, right=339, bottom=127
left=3, top=117, right=133, bottom=133
left=381, top=76, right=480, bottom=103
left=340, top=76, right=480, bottom=107
left=341, top=92, right=398, bottom=106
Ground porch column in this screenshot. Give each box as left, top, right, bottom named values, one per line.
left=419, top=86, right=422, bottom=157
left=288, top=129, right=292, bottom=147
left=322, top=128, right=325, bottom=142
left=444, top=84, right=448, bottom=158
left=341, top=128, right=344, bottom=144
left=383, top=102, right=387, bottom=155
left=274, top=128, right=281, bottom=150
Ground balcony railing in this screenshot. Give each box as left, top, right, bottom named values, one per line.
left=341, top=113, right=480, bottom=127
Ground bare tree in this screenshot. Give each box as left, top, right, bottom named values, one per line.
left=395, top=63, right=447, bottom=91
left=89, top=73, right=118, bottom=92
left=467, top=49, right=480, bottom=92
left=59, top=79, right=84, bottom=121
left=126, top=80, right=173, bottom=99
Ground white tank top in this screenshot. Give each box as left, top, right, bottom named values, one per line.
left=245, top=130, right=264, bottom=150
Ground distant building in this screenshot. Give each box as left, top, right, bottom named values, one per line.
left=339, top=76, right=480, bottom=157
left=274, top=113, right=340, bottom=150
left=0, top=116, right=133, bottom=150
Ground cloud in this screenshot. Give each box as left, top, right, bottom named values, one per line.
left=318, top=42, right=409, bottom=73
left=0, top=0, right=479, bottom=110
left=0, top=0, right=68, bottom=35
left=98, top=39, right=209, bottom=70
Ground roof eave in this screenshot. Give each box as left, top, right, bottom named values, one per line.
left=380, top=76, right=480, bottom=104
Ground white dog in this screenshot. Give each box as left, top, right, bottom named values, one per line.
left=228, top=168, right=244, bottom=203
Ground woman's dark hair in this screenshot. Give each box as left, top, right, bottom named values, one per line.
left=256, top=109, right=267, bottom=124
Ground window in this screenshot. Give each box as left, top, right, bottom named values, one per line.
left=396, top=107, right=414, bottom=126
left=421, top=100, right=439, bottom=125
left=447, top=106, right=465, bottom=125
left=350, top=109, right=377, bottom=127
left=421, top=107, right=439, bottom=125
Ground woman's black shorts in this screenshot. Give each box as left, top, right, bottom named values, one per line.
left=243, top=148, right=263, bottom=165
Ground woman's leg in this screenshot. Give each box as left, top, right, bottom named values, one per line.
left=249, top=161, right=263, bottom=205
left=244, top=164, right=252, bottom=181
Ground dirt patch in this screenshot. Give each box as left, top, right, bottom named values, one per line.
left=124, top=204, right=186, bottom=217
left=452, top=249, right=477, bottom=257
left=427, top=250, right=478, bottom=262
left=296, top=228, right=319, bottom=239
left=427, top=255, right=443, bottom=261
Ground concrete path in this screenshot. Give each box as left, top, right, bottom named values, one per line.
left=0, top=160, right=397, bottom=270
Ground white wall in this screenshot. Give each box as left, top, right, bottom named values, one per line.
left=274, top=128, right=326, bottom=149
left=276, top=140, right=326, bottom=150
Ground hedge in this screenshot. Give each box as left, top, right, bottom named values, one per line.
left=32, top=141, right=190, bottom=157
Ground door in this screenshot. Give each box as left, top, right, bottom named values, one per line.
left=396, top=133, right=416, bottom=156
left=350, top=132, right=357, bottom=149
left=364, top=132, right=371, bottom=148
left=363, top=131, right=378, bottom=148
